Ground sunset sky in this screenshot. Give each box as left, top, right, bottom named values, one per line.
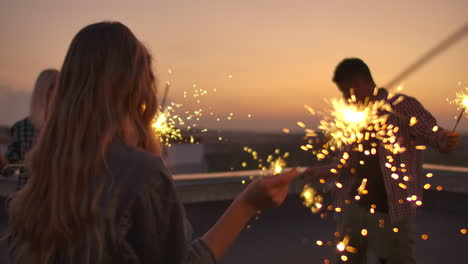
left=1, top=0, right=467, bottom=132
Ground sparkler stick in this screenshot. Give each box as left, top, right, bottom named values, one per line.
left=160, top=82, right=171, bottom=109
left=453, top=107, right=465, bottom=131
left=385, top=21, right=468, bottom=89
left=449, top=88, right=468, bottom=131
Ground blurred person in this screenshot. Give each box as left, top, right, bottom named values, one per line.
left=3, top=69, right=59, bottom=176
left=302, top=58, right=460, bottom=264
left=6, top=22, right=298, bottom=264
left=0, top=152, right=6, bottom=172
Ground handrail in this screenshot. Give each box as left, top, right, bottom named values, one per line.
left=0, top=164, right=467, bottom=182
left=423, top=164, right=468, bottom=174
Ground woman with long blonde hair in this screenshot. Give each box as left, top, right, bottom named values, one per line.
left=3, top=69, right=58, bottom=176
left=7, top=22, right=297, bottom=264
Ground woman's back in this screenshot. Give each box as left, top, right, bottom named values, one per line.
left=64, top=141, right=214, bottom=264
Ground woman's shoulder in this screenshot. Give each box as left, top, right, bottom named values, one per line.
left=106, top=142, right=171, bottom=190
left=106, top=142, right=175, bottom=220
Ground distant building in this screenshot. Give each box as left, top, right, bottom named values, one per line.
left=164, top=143, right=207, bottom=174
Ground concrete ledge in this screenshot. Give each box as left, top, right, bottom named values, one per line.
left=1, top=165, right=467, bottom=204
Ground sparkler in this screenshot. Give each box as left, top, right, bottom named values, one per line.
left=243, top=147, right=289, bottom=175
left=450, top=87, right=468, bottom=131
left=300, top=185, right=324, bottom=214
left=151, top=75, right=239, bottom=146
left=306, top=93, right=403, bottom=161
left=152, top=105, right=183, bottom=147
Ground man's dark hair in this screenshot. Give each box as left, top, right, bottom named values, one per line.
left=332, top=58, right=374, bottom=84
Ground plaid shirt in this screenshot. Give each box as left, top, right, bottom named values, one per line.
left=332, top=88, right=447, bottom=223
left=5, top=117, right=36, bottom=164
left=2, top=118, right=36, bottom=188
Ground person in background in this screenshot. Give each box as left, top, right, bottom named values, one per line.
left=3, top=69, right=59, bottom=177
left=302, top=58, right=460, bottom=264
left=0, top=153, right=6, bottom=172
left=6, top=22, right=298, bottom=264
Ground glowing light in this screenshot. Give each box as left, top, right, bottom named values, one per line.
left=243, top=147, right=289, bottom=176
left=341, top=255, right=348, bottom=262
left=361, top=229, right=368, bottom=236
left=152, top=110, right=182, bottom=147
left=409, top=116, right=418, bottom=126
left=448, top=86, right=468, bottom=130
left=343, top=108, right=366, bottom=123
left=393, top=228, right=399, bottom=233
left=271, top=157, right=286, bottom=175
left=449, top=87, right=468, bottom=110
left=337, top=242, right=345, bottom=252
left=461, top=229, right=467, bottom=235
left=316, top=98, right=392, bottom=151
left=346, top=246, right=357, bottom=254
left=297, top=121, right=306, bottom=128
left=316, top=240, right=323, bottom=246
left=151, top=84, right=237, bottom=146
left=301, top=185, right=324, bottom=214
left=421, top=234, right=429, bottom=240
left=426, top=173, right=434, bottom=178
left=357, top=178, right=368, bottom=195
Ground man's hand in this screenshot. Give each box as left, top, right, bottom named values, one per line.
left=441, top=131, right=460, bottom=153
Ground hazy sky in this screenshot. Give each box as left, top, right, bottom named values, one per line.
left=1, top=0, right=467, bottom=132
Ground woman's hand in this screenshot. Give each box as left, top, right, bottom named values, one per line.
left=202, top=169, right=298, bottom=261
left=238, top=169, right=298, bottom=214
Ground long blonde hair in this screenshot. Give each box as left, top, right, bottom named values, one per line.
left=29, top=69, right=59, bottom=129
left=8, top=21, right=161, bottom=263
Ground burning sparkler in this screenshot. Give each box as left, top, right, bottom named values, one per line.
left=449, top=87, right=468, bottom=131
left=151, top=75, right=239, bottom=146
left=243, top=147, right=289, bottom=175
left=300, top=185, right=324, bottom=214
left=152, top=105, right=183, bottom=147
left=309, top=93, right=400, bottom=161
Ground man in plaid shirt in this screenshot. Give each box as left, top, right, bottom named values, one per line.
left=2, top=117, right=36, bottom=189
left=302, top=58, right=460, bottom=263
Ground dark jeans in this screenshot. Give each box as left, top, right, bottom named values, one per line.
left=336, top=203, right=416, bottom=264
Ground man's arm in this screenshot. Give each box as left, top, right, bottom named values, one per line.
left=392, top=95, right=459, bottom=152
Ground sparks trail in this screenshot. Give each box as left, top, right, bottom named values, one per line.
left=385, top=21, right=468, bottom=89
left=242, top=147, right=289, bottom=176
left=448, top=85, right=468, bottom=131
